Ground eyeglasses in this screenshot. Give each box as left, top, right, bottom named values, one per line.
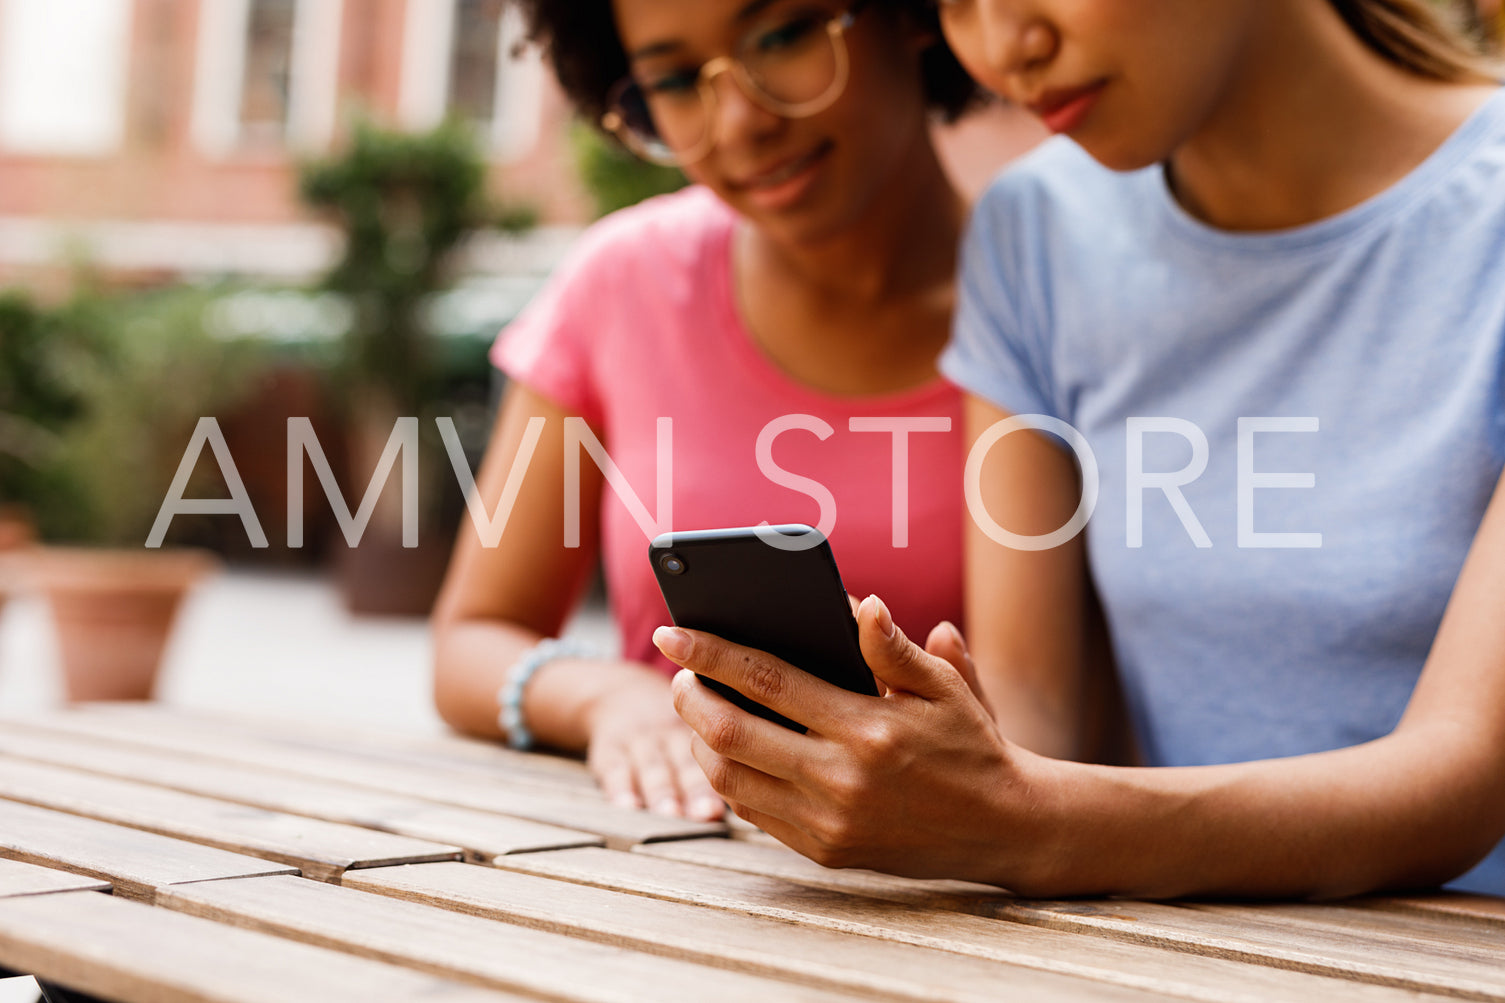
left=601, top=1, right=870, bottom=167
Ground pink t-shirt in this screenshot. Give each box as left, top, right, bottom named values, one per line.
left=494, top=186, right=965, bottom=673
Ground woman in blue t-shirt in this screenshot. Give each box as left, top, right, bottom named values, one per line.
left=656, top=0, right=1505, bottom=898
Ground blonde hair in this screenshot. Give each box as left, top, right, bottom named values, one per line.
left=1328, top=0, right=1504, bottom=81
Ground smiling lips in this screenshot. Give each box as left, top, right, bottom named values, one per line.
left=731, top=140, right=834, bottom=211
left=1028, top=81, right=1107, bottom=134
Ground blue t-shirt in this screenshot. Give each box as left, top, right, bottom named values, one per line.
left=942, top=89, right=1505, bottom=893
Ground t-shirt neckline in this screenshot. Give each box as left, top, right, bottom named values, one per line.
left=707, top=211, right=959, bottom=411
left=1150, top=86, right=1505, bottom=256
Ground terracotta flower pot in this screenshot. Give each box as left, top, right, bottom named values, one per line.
left=22, top=547, right=218, bottom=702
left=0, top=508, right=34, bottom=552
left=0, top=507, right=37, bottom=619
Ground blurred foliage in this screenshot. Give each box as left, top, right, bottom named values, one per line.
left=496, top=202, right=541, bottom=233
left=0, top=289, right=105, bottom=523
left=0, top=283, right=270, bottom=546
left=570, top=121, right=687, bottom=219
left=299, top=120, right=533, bottom=419
left=35, top=286, right=270, bottom=546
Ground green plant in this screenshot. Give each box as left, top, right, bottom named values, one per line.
left=299, top=120, right=527, bottom=419
left=0, top=289, right=103, bottom=522
left=569, top=121, right=687, bottom=219
left=38, top=286, right=269, bottom=547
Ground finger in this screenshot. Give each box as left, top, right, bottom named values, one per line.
left=688, top=732, right=804, bottom=820
left=857, top=594, right=963, bottom=700
left=671, top=668, right=819, bottom=780
left=626, top=733, right=682, bottom=817
left=667, top=729, right=725, bottom=821
left=655, top=625, right=865, bottom=736
left=588, top=738, right=644, bottom=811
left=722, top=800, right=808, bottom=851
left=714, top=784, right=854, bottom=871
left=925, top=620, right=994, bottom=716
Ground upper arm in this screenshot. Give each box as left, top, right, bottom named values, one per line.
left=432, top=382, right=605, bottom=639
left=963, top=394, right=1103, bottom=760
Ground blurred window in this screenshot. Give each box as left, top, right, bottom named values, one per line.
left=0, top=0, right=131, bottom=155
left=192, top=0, right=341, bottom=156
left=448, top=0, right=506, bottom=127
left=239, top=0, right=298, bottom=143
left=400, top=0, right=541, bottom=160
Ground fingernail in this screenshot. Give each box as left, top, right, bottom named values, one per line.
left=692, top=796, right=724, bottom=820
left=611, top=792, right=640, bottom=810
left=654, top=626, right=691, bottom=660
left=946, top=620, right=964, bottom=645
left=652, top=798, right=679, bottom=817
left=872, top=595, right=896, bottom=638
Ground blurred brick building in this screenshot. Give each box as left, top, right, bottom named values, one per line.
left=0, top=0, right=589, bottom=286
left=0, top=0, right=1040, bottom=290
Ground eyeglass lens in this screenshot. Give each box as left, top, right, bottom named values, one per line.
left=613, top=3, right=847, bottom=163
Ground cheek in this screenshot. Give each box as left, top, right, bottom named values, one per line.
left=938, top=7, right=1006, bottom=95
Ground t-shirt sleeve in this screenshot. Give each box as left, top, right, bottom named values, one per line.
left=940, top=183, right=1058, bottom=422
left=491, top=226, right=616, bottom=427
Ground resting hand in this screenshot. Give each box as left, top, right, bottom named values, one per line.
left=584, top=675, right=726, bottom=822
left=657, top=596, right=1040, bottom=883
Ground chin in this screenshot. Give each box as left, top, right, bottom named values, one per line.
left=756, top=208, right=846, bottom=247
left=1070, top=131, right=1174, bottom=174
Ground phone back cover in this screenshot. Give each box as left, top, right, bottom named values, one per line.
left=651, top=529, right=878, bottom=729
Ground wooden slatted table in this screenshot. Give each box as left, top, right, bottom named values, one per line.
left=0, top=705, right=1499, bottom=1003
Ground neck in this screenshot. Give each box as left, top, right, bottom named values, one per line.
left=745, top=131, right=966, bottom=306
left=1169, top=0, right=1496, bottom=231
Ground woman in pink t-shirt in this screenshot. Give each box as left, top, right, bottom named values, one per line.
left=433, top=0, right=983, bottom=820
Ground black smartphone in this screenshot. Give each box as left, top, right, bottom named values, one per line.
left=649, top=524, right=880, bottom=731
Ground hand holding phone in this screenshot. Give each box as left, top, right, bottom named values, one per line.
left=649, top=524, right=880, bottom=731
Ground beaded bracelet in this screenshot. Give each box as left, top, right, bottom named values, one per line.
left=497, top=637, right=602, bottom=750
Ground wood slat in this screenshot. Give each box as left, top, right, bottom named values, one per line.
left=0, top=890, right=526, bottom=1003
left=1360, top=892, right=1505, bottom=928
left=983, top=898, right=1505, bottom=1000
left=10, top=711, right=722, bottom=848
left=1181, top=900, right=1505, bottom=954
left=0, top=858, right=109, bottom=898
left=0, top=799, right=295, bottom=901
left=344, top=861, right=1169, bottom=1003
left=0, top=726, right=600, bottom=862
left=637, top=833, right=1505, bottom=1000
left=635, top=831, right=1505, bottom=993
left=637, top=836, right=1014, bottom=910
left=78, top=703, right=601, bottom=793
left=0, top=755, right=459, bottom=881
left=487, top=850, right=1455, bottom=1003
left=160, top=873, right=865, bottom=1003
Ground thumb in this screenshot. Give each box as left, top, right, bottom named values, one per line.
left=856, top=594, right=956, bottom=699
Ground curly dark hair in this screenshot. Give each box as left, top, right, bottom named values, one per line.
left=512, top=0, right=985, bottom=129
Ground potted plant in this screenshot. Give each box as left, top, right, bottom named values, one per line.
left=7, top=284, right=265, bottom=700
left=0, top=289, right=91, bottom=620
left=299, top=120, right=533, bottom=615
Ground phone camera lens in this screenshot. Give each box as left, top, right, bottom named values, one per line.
left=660, top=553, right=686, bottom=575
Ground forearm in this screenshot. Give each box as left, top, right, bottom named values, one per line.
left=432, top=619, right=671, bottom=750
left=1008, top=722, right=1505, bottom=899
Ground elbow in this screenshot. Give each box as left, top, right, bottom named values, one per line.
left=430, top=623, right=488, bottom=737
left=1400, top=800, right=1505, bottom=892
left=1366, top=728, right=1505, bottom=895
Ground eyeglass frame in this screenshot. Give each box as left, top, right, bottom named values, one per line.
left=600, top=0, right=871, bottom=167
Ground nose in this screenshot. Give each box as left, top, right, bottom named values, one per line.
left=975, top=4, right=1058, bottom=82
left=704, top=64, right=783, bottom=152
